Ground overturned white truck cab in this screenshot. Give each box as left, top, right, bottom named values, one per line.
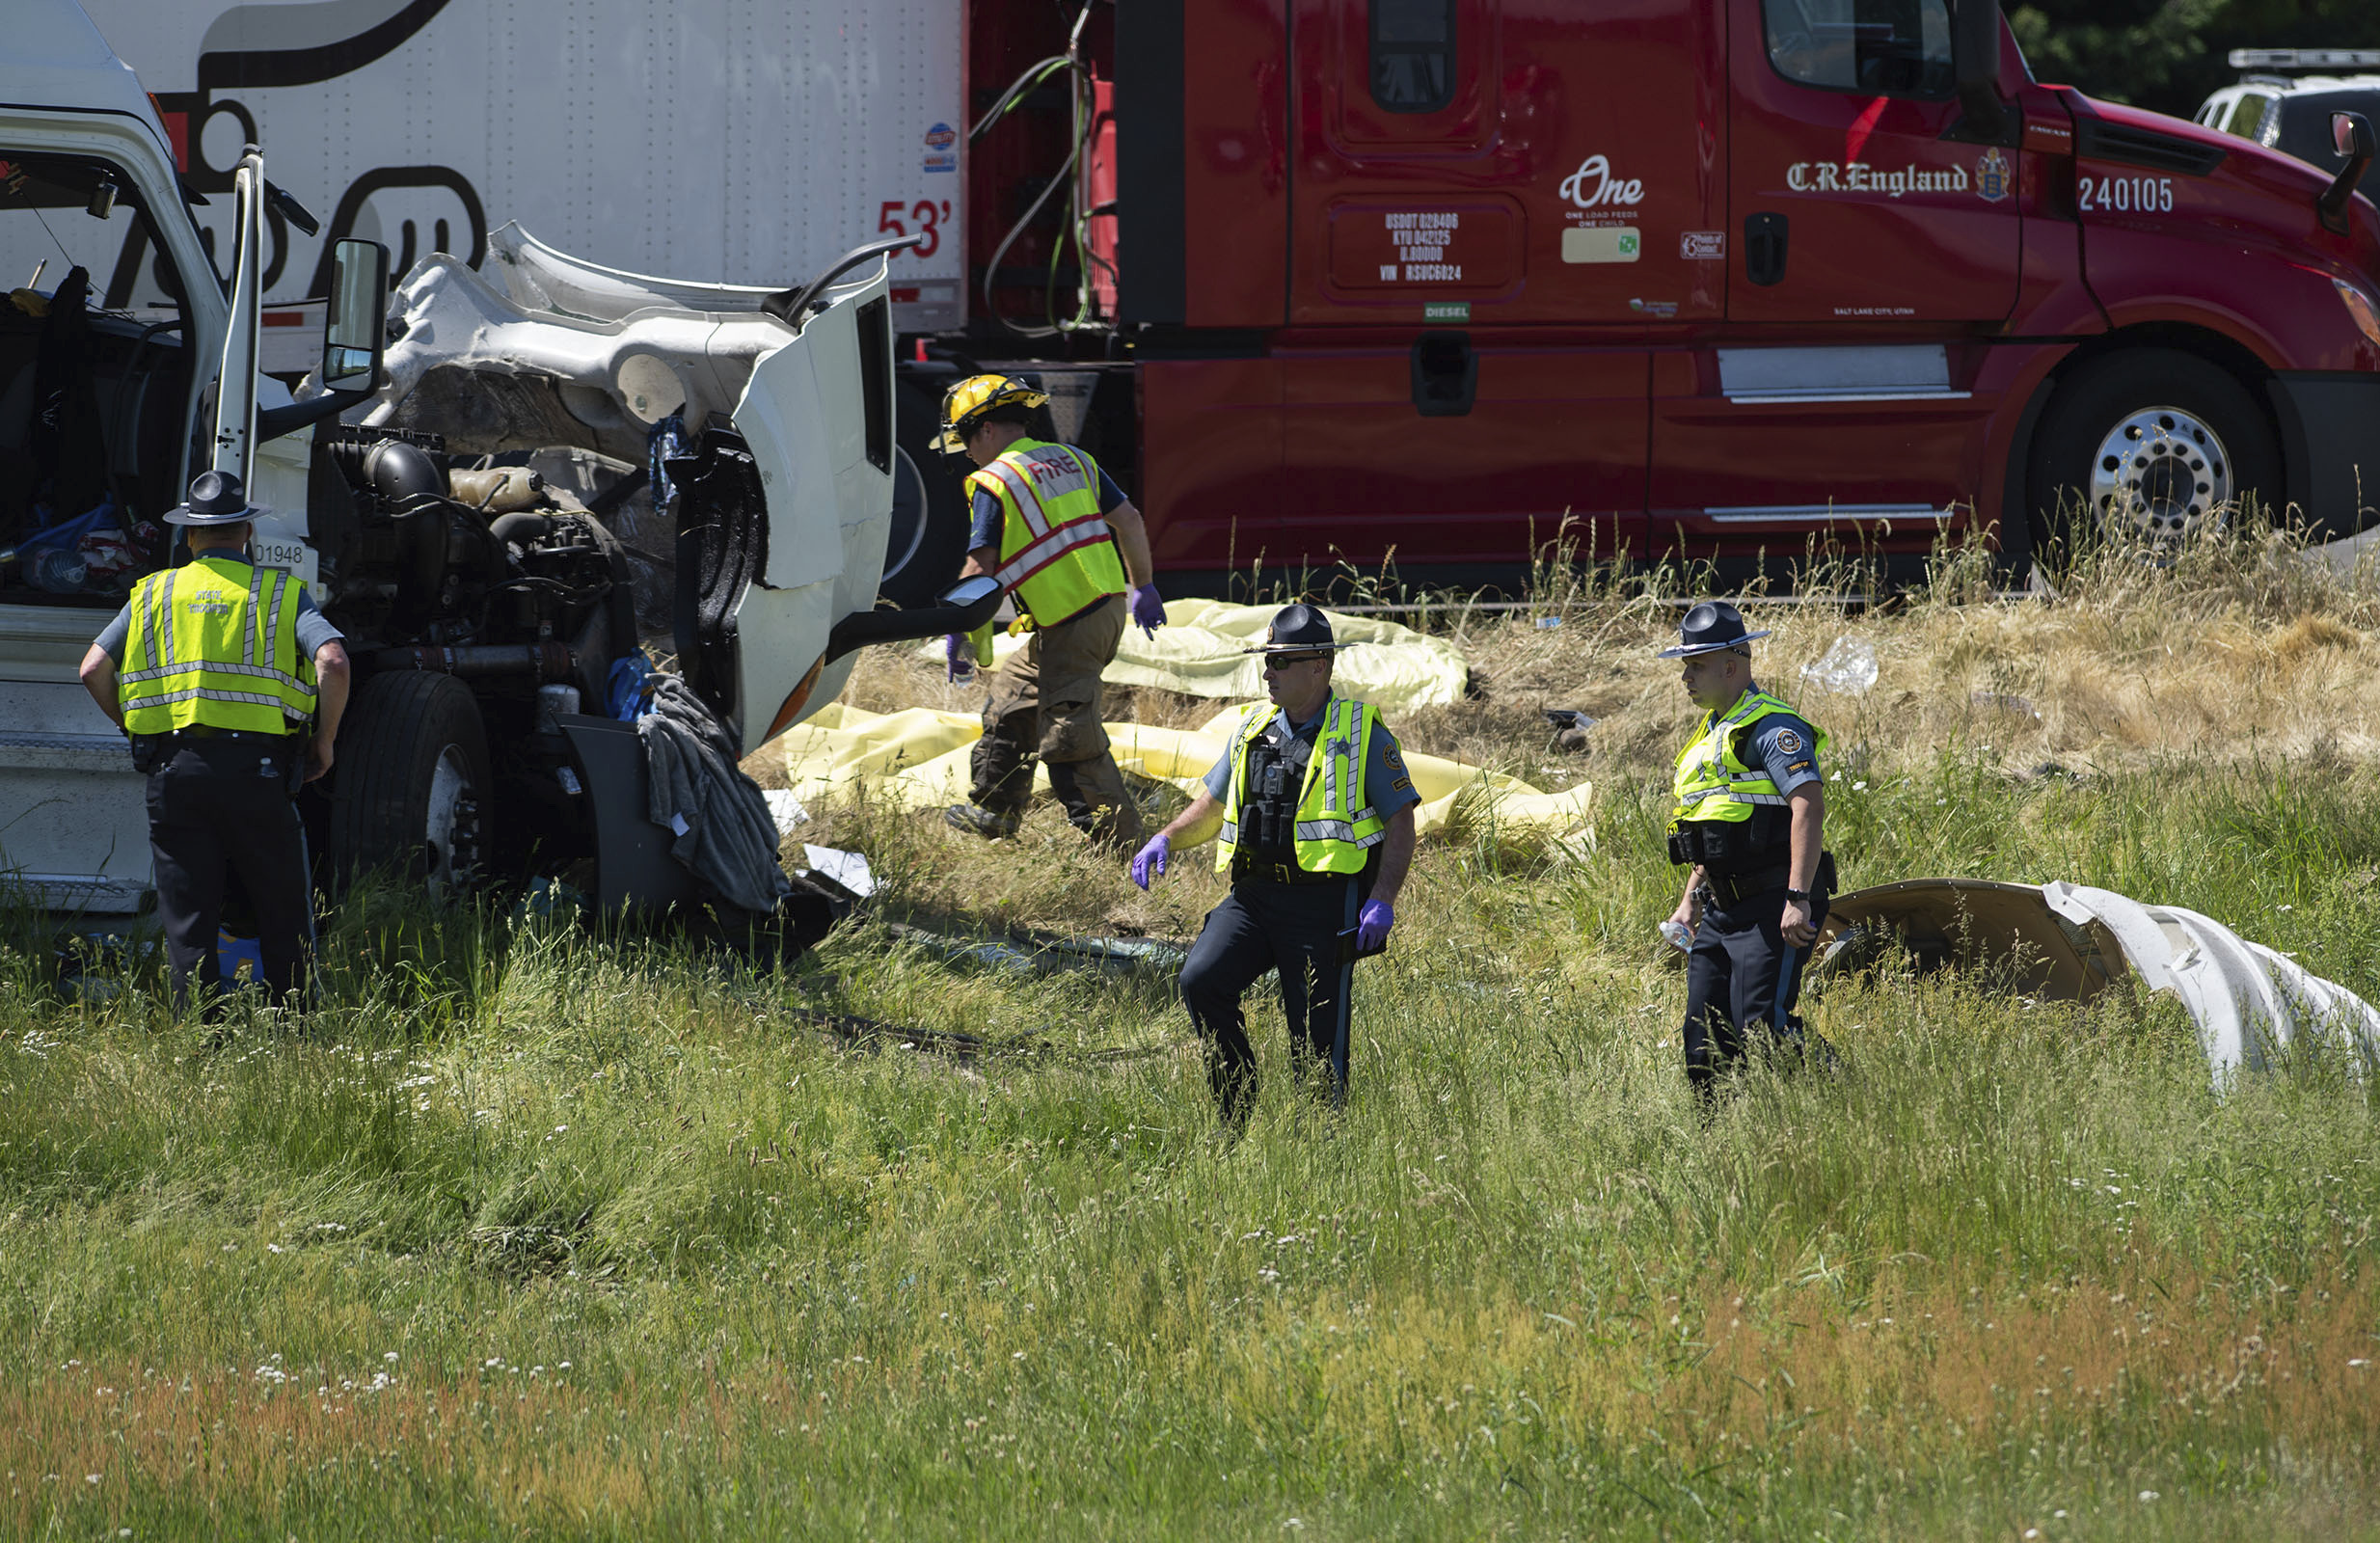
left=0, top=1, right=989, bottom=914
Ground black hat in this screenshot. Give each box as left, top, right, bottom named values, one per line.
left=1246, top=602, right=1354, bottom=655
left=1657, top=599, right=1771, bottom=659
left=165, top=469, right=262, bottom=527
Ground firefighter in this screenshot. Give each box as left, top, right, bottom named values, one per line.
left=76, top=470, right=350, bottom=1007
left=1660, top=600, right=1834, bottom=1099
left=1131, top=604, right=1420, bottom=1125
left=937, top=374, right=1166, bottom=851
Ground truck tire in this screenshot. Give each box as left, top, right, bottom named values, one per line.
left=326, top=671, right=492, bottom=897
left=879, top=377, right=972, bottom=609
left=2026, top=348, right=2280, bottom=561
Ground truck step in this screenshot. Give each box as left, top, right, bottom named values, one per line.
left=0, top=730, right=137, bottom=773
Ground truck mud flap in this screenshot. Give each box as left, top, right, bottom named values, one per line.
left=552, top=713, right=846, bottom=959
left=554, top=714, right=700, bottom=914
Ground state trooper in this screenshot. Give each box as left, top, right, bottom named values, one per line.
left=76, top=470, right=350, bottom=1006
left=1661, top=601, right=1834, bottom=1099
left=1132, top=605, right=1420, bottom=1125
left=935, top=373, right=1166, bottom=852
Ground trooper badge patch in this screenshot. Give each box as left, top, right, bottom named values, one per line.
left=1774, top=729, right=1801, bottom=753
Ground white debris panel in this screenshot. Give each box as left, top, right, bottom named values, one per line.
left=929, top=599, right=1471, bottom=716
left=1815, top=877, right=2380, bottom=1083
left=363, top=223, right=798, bottom=463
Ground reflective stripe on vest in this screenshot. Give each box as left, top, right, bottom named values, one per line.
left=970, top=438, right=1126, bottom=625
left=1215, top=696, right=1387, bottom=876
left=1668, top=688, right=1826, bottom=830
left=121, top=555, right=317, bottom=736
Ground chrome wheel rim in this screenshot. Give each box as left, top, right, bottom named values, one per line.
left=422, top=746, right=473, bottom=896
left=2087, top=406, right=2232, bottom=542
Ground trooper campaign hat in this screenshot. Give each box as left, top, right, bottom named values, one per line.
left=1657, top=599, right=1771, bottom=659
left=1246, top=602, right=1357, bottom=656
left=164, top=469, right=264, bottom=527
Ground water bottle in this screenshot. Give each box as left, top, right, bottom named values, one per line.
left=1660, top=919, right=1694, bottom=954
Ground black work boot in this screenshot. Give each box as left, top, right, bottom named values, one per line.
left=1047, top=756, right=1146, bottom=853
left=942, top=803, right=1021, bottom=839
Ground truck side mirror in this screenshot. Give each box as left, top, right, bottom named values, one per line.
left=1951, top=0, right=2008, bottom=143
left=256, top=237, right=394, bottom=442
left=2321, top=111, right=2377, bottom=235
left=322, top=238, right=392, bottom=391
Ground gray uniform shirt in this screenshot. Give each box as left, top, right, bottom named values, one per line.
left=1202, top=700, right=1424, bottom=819
left=94, top=566, right=344, bottom=665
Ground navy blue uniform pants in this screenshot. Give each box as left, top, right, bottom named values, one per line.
left=147, top=738, right=312, bottom=1004
left=1681, top=885, right=1828, bottom=1098
left=1177, top=878, right=1362, bottom=1123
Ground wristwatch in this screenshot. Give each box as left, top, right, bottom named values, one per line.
left=1784, top=888, right=1812, bottom=903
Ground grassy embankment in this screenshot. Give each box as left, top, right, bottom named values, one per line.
left=2, top=527, right=2378, bottom=1538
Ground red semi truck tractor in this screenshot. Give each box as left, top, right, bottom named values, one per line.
left=948, top=0, right=2380, bottom=591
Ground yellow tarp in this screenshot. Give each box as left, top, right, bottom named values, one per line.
left=921, top=598, right=1471, bottom=716
left=754, top=701, right=1592, bottom=857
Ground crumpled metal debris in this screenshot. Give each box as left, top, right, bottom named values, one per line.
left=887, top=922, right=1188, bottom=978
left=1814, top=877, right=2380, bottom=1083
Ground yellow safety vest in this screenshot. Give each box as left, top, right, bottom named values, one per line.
left=1215, top=696, right=1387, bottom=876
left=120, top=554, right=317, bottom=736
left=1670, top=688, right=1826, bottom=830
left=967, top=437, right=1126, bottom=626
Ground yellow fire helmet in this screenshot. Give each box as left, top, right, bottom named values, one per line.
left=934, top=373, right=1049, bottom=455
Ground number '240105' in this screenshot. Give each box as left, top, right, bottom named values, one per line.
left=2079, top=175, right=2176, bottom=214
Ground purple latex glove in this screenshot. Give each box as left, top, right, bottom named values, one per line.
left=1130, top=831, right=1170, bottom=890
left=1127, top=582, right=1167, bottom=637
left=944, top=633, right=971, bottom=682
left=1356, top=898, right=1394, bottom=952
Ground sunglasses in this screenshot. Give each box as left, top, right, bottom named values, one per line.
left=1263, top=652, right=1328, bottom=671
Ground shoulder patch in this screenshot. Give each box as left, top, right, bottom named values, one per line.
left=1390, top=775, right=1413, bottom=793
left=1773, top=728, right=1801, bottom=754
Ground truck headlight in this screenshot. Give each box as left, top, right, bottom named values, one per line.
left=2336, top=277, right=2380, bottom=347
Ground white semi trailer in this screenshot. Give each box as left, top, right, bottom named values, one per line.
left=0, top=0, right=994, bottom=915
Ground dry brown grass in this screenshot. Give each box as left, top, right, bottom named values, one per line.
left=829, top=532, right=2380, bottom=807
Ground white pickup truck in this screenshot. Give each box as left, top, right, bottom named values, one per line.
left=0, top=0, right=992, bottom=914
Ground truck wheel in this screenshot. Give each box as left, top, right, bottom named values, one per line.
left=326, top=672, right=492, bottom=897
left=879, top=377, right=971, bottom=609
left=2027, top=349, right=2279, bottom=560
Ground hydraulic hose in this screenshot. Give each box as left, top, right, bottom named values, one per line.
left=368, top=642, right=575, bottom=681
left=973, top=0, right=1108, bottom=338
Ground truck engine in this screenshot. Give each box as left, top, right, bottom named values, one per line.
left=306, top=426, right=641, bottom=894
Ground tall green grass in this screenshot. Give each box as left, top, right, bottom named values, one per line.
left=6, top=522, right=2380, bottom=1538
left=0, top=749, right=2373, bottom=1539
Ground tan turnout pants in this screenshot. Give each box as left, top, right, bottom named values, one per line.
left=967, top=593, right=1144, bottom=847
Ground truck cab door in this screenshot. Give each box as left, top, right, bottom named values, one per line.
left=1643, top=0, right=2020, bottom=566
left=675, top=275, right=897, bottom=758
left=1263, top=0, right=1717, bottom=576
left=1727, top=0, right=2020, bottom=322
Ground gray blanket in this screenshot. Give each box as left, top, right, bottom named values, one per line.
left=636, top=673, right=793, bottom=913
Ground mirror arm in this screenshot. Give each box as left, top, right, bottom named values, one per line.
left=257, top=387, right=372, bottom=443
left=263, top=180, right=321, bottom=237
left=761, top=234, right=925, bottom=330
left=2320, top=116, right=2376, bottom=235
left=1952, top=0, right=2009, bottom=143
left=823, top=582, right=1005, bottom=663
